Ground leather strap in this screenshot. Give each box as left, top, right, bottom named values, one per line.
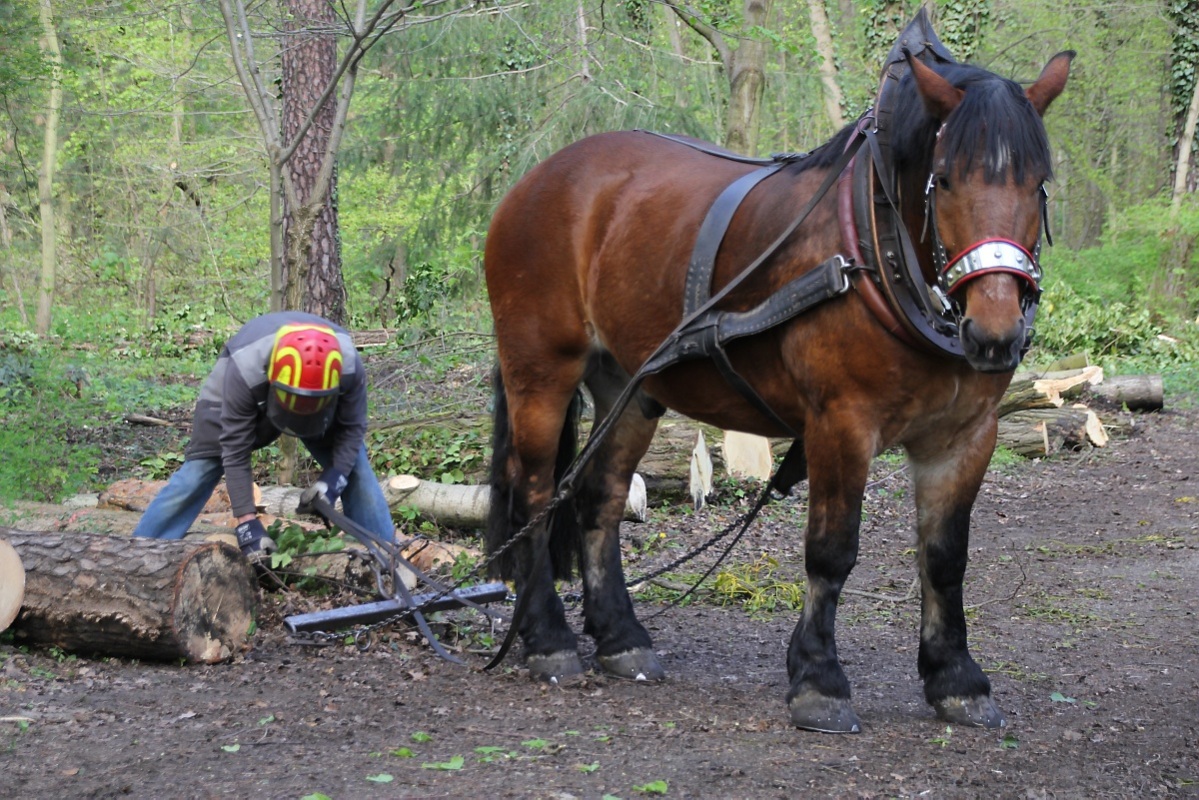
left=684, top=163, right=787, bottom=316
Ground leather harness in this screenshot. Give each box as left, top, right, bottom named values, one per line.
left=635, top=11, right=1051, bottom=429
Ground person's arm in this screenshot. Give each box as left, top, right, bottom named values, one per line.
left=328, top=365, right=369, bottom=476
left=219, top=367, right=263, bottom=519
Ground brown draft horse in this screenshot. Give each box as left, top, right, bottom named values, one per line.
left=484, top=48, right=1073, bottom=732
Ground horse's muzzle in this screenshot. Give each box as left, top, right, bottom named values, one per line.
left=959, top=316, right=1025, bottom=373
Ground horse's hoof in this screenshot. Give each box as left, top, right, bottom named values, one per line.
left=597, top=648, right=665, bottom=681
left=526, top=650, right=584, bottom=682
left=788, top=690, right=862, bottom=733
left=933, top=695, right=1005, bottom=728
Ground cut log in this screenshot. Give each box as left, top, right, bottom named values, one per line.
left=997, top=378, right=1062, bottom=417
left=1041, top=352, right=1091, bottom=372
left=722, top=431, right=773, bottom=481
left=260, top=473, right=650, bottom=532
left=383, top=475, right=490, bottom=529
left=0, top=538, right=25, bottom=633
left=3, top=529, right=256, bottom=664
left=689, top=431, right=713, bottom=510
left=1000, top=366, right=1104, bottom=417
left=1076, top=404, right=1110, bottom=447
left=1088, top=374, right=1164, bottom=412
left=997, top=407, right=1095, bottom=457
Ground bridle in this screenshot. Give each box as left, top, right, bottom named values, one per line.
left=920, top=123, right=1051, bottom=316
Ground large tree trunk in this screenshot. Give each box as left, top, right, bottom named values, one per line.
left=806, top=0, right=843, bottom=129
left=34, top=0, right=62, bottom=336
left=282, top=0, right=344, bottom=322
left=724, top=0, right=773, bottom=155
left=3, top=529, right=257, bottom=664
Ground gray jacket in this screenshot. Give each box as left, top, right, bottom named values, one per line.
left=185, top=311, right=367, bottom=517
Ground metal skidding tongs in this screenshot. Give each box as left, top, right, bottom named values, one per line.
left=282, top=491, right=508, bottom=664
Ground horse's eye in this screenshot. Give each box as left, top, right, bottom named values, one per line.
left=936, top=175, right=951, bottom=191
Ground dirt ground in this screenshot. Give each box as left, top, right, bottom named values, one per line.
left=3, top=398, right=1199, bottom=799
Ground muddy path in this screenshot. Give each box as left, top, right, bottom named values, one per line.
left=3, top=405, right=1198, bottom=799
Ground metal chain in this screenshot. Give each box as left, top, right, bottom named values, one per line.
left=283, top=480, right=577, bottom=649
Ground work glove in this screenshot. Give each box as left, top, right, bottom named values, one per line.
left=298, top=468, right=347, bottom=514
left=235, top=517, right=276, bottom=563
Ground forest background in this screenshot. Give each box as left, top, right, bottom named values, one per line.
left=1, top=0, right=1199, bottom=504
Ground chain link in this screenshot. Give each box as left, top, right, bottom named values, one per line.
left=285, top=481, right=574, bottom=649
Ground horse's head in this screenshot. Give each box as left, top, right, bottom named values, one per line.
left=897, top=51, right=1073, bottom=373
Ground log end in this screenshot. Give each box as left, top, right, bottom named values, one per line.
left=0, top=538, right=25, bottom=633
left=173, top=543, right=258, bottom=664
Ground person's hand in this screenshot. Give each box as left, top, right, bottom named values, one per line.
left=235, top=517, right=276, bottom=562
left=298, top=468, right=346, bottom=514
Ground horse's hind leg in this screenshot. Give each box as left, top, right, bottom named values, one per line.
left=488, top=359, right=588, bottom=681
left=908, top=424, right=1005, bottom=728
left=577, top=351, right=665, bottom=680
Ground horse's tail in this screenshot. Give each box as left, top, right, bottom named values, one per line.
left=486, top=365, right=582, bottom=581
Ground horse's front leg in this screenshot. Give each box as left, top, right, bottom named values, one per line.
left=908, top=419, right=1005, bottom=728
left=786, top=419, right=873, bottom=733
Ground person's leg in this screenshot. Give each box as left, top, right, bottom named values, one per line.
left=302, top=442, right=396, bottom=543
left=132, top=457, right=225, bottom=540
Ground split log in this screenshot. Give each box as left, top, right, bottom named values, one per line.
left=996, top=407, right=1104, bottom=457
left=0, top=538, right=25, bottom=633
left=3, top=529, right=256, bottom=664
left=722, top=431, right=773, bottom=481
left=1000, top=366, right=1104, bottom=416
left=1042, top=352, right=1091, bottom=372
left=690, top=431, right=713, bottom=510
left=1088, top=374, right=1164, bottom=412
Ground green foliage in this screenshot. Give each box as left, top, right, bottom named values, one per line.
left=711, top=554, right=805, bottom=614
left=1167, top=0, right=1199, bottom=126
left=1034, top=281, right=1199, bottom=364
left=268, top=521, right=346, bottom=573
left=139, top=451, right=184, bottom=480
left=369, top=425, right=486, bottom=484
left=0, top=337, right=102, bottom=502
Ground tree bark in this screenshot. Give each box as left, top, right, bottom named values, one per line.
left=282, top=0, right=345, bottom=322
left=806, top=0, right=843, bottom=130
left=1088, top=374, right=1164, bottom=412
left=34, top=0, right=62, bottom=336
left=3, top=529, right=257, bottom=664
left=997, top=407, right=1100, bottom=457
left=724, top=0, right=772, bottom=155
left=1171, top=42, right=1199, bottom=215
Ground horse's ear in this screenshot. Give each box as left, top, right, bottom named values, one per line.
left=905, top=48, right=964, bottom=121
left=1026, top=50, right=1075, bottom=116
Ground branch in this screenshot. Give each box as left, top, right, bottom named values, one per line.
left=216, top=0, right=281, bottom=152
left=662, top=0, right=731, bottom=67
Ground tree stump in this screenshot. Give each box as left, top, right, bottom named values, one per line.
left=3, top=529, right=256, bottom=664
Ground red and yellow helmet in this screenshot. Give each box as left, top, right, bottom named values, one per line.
left=266, top=323, right=343, bottom=438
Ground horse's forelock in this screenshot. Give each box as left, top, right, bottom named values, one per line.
left=892, top=62, right=1053, bottom=185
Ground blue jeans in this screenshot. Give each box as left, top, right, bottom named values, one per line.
left=132, top=444, right=396, bottom=543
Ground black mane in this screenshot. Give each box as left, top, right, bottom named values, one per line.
left=891, top=61, right=1052, bottom=185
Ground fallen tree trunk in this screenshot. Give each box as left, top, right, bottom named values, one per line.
left=1088, top=374, right=1164, bottom=412
left=259, top=473, right=649, bottom=531
left=0, top=538, right=24, bottom=633
left=3, top=529, right=256, bottom=664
